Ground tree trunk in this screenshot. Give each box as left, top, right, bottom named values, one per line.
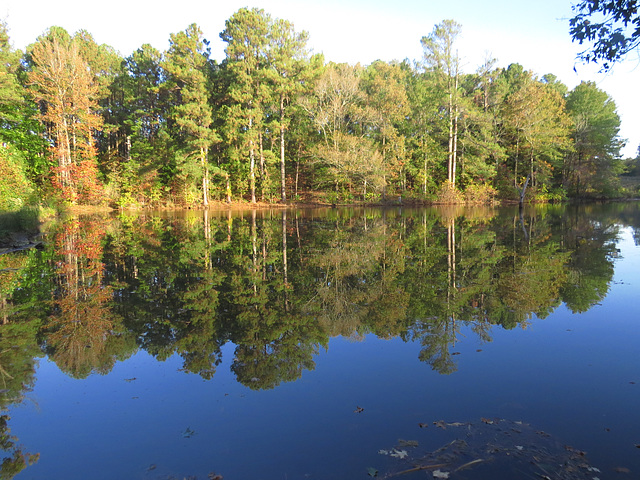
left=126, top=135, right=131, bottom=161
left=519, top=173, right=531, bottom=206
left=1, top=297, right=7, bottom=325
left=452, top=106, right=458, bottom=188
left=424, top=156, right=428, bottom=196
left=448, top=90, right=454, bottom=183
left=282, top=210, right=289, bottom=312
left=280, top=95, right=287, bottom=203
left=514, top=137, right=520, bottom=190
left=259, top=132, right=265, bottom=202
left=249, top=117, right=256, bottom=204
left=201, top=146, right=209, bottom=207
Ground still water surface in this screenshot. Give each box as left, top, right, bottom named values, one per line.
left=1, top=203, right=640, bottom=479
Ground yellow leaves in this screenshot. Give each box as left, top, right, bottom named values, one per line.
left=28, top=31, right=104, bottom=203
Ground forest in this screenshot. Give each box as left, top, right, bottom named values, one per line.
left=0, top=8, right=637, bottom=212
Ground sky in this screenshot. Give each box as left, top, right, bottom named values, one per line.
left=3, top=0, right=639, bottom=157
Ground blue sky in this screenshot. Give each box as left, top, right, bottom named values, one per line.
left=3, top=0, right=639, bottom=156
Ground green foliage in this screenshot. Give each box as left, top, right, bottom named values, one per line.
left=0, top=13, right=630, bottom=206
left=0, top=147, right=35, bottom=211
left=570, top=0, right=640, bottom=70
left=534, top=184, right=567, bottom=203
left=0, top=22, right=48, bottom=185
left=566, top=81, right=623, bottom=197
left=464, top=183, right=498, bottom=204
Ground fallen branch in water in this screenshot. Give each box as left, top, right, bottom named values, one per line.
left=388, top=463, right=448, bottom=477
left=454, top=458, right=484, bottom=471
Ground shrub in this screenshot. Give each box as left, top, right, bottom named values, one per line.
left=435, top=181, right=464, bottom=204
left=534, top=186, right=567, bottom=203
left=0, top=147, right=35, bottom=211
left=464, top=183, right=498, bottom=204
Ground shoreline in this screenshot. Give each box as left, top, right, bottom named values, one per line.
left=59, top=197, right=640, bottom=215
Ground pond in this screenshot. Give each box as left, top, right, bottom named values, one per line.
left=1, top=203, right=640, bottom=479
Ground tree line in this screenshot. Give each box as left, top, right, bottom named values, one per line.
left=0, top=10, right=633, bottom=210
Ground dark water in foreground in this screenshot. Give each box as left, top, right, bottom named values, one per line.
left=1, top=203, right=640, bottom=479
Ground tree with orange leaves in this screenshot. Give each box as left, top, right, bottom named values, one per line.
left=27, top=27, right=104, bottom=204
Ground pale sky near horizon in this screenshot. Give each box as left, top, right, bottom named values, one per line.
left=3, top=0, right=639, bottom=157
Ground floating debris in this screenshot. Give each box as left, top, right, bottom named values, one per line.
left=433, top=420, right=469, bottom=430
left=398, top=439, right=419, bottom=448
left=377, top=418, right=602, bottom=479
left=379, top=448, right=410, bottom=459
left=432, top=470, right=449, bottom=479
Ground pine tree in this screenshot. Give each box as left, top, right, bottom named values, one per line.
left=220, top=8, right=271, bottom=203
left=163, top=24, right=219, bottom=206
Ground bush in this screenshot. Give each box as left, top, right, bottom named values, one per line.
left=464, top=183, right=498, bottom=205
left=535, top=186, right=567, bottom=203
left=435, top=181, right=464, bottom=204
left=0, top=147, right=35, bottom=211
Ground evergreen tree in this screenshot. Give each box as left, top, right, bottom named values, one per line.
left=265, top=18, right=311, bottom=202
left=220, top=8, right=271, bottom=203
left=164, top=24, right=219, bottom=206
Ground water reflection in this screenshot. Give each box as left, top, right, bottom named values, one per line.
left=0, top=202, right=633, bottom=477
left=0, top=251, right=41, bottom=477
left=4, top=205, right=626, bottom=379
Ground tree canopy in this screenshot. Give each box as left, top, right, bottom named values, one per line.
left=570, top=0, right=640, bottom=70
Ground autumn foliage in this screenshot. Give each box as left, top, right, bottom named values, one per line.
left=28, top=31, right=104, bottom=204
left=46, top=219, right=115, bottom=377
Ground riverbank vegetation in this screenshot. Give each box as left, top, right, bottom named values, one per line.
left=0, top=11, right=637, bottom=212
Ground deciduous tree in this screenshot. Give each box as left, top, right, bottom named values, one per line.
left=421, top=20, right=463, bottom=188
left=565, top=81, right=624, bottom=196
left=27, top=27, right=103, bottom=204
left=570, top=0, right=640, bottom=70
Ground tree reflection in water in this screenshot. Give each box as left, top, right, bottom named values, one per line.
left=0, top=202, right=629, bottom=478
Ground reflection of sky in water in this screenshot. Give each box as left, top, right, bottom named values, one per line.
left=8, top=225, right=640, bottom=480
